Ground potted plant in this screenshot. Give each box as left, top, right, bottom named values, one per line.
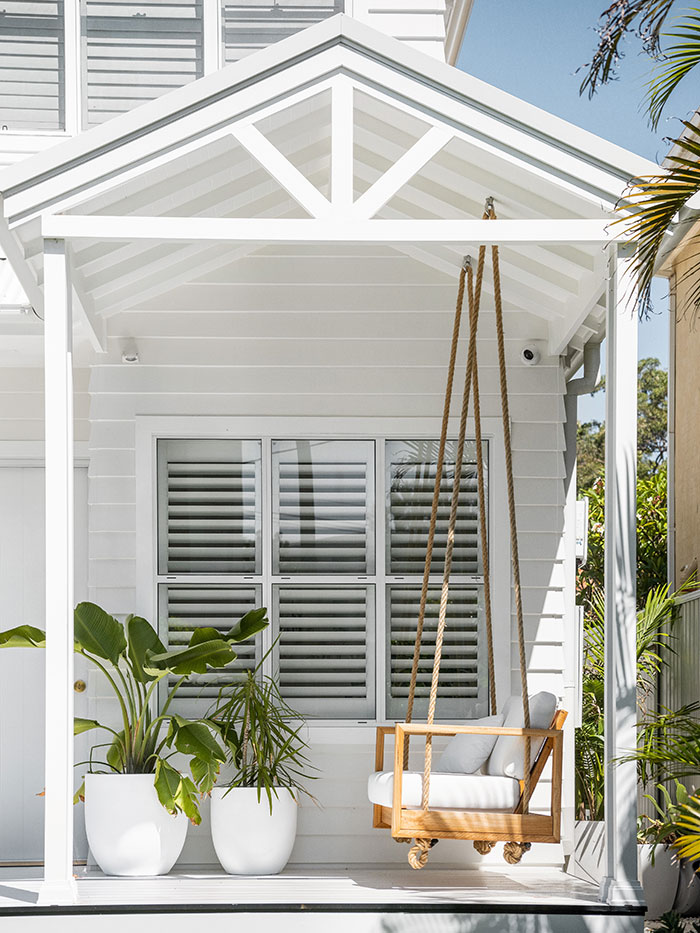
left=207, top=655, right=316, bottom=875
left=0, top=601, right=268, bottom=876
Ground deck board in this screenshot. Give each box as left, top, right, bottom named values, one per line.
left=0, top=866, right=609, bottom=910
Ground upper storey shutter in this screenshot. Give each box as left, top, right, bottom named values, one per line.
left=272, top=439, right=375, bottom=576
left=0, top=1, right=64, bottom=131
left=386, top=439, right=485, bottom=578
left=84, top=0, right=203, bottom=126
left=157, top=438, right=262, bottom=575
left=222, top=0, right=342, bottom=63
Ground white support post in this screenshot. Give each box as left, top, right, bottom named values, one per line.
left=38, top=238, right=77, bottom=907
left=202, top=0, right=223, bottom=75
left=600, top=243, right=643, bottom=907
left=64, top=0, right=82, bottom=135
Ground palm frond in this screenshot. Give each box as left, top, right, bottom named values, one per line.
left=672, top=795, right=700, bottom=863
left=617, top=121, right=700, bottom=316
left=646, top=9, right=700, bottom=128
left=580, top=0, right=676, bottom=97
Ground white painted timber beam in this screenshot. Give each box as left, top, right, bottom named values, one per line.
left=37, top=238, right=77, bottom=907
left=600, top=243, right=644, bottom=909
left=42, top=216, right=622, bottom=244
left=351, top=125, right=453, bottom=219
left=0, top=213, right=105, bottom=351
left=230, top=123, right=332, bottom=218
left=548, top=255, right=607, bottom=356
left=330, top=78, right=354, bottom=212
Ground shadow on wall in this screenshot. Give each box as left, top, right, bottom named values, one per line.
left=378, top=914, right=642, bottom=933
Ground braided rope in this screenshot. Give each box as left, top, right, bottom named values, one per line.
left=468, top=249, right=496, bottom=714
left=403, top=263, right=467, bottom=768
left=488, top=203, right=531, bottom=811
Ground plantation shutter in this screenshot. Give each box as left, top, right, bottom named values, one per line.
left=386, top=439, right=485, bottom=577
left=160, top=584, right=261, bottom=701
left=157, top=438, right=261, bottom=575
left=386, top=584, right=486, bottom=720
left=274, top=585, right=375, bottom=719
left=0, top=1, right=64, bottom=131
left=272, top=439, right=375, bottom=575
left=222, top=0, right=343, bottom=63
left=84, top=0, right=203, bottom=126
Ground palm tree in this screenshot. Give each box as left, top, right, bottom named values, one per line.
left=583, top=3, right=700, bottom=319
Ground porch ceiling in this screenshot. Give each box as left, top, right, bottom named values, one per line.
left=0, top=15, right=655, bottom=363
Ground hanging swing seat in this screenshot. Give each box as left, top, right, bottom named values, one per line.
left=370, top=706, right=567, bottom=844
left=369, top=202, right=568, bottom=868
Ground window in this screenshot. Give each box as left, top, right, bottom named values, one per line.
left=157, top=435, right=488, bottom=721
left=222, top=0, right=344, bottom=64
left=0, top=1, right=65, bottom=131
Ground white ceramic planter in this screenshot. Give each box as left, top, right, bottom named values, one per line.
left=638, top=843, right=680, bottom=921
left=211, top=786, right=297, bottom=875
left=84, top=773, right=188, bottom=876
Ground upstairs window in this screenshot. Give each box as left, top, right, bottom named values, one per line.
left=222, top=0, right=343, bottom=64
left=157, top=435, right=488, bottom=722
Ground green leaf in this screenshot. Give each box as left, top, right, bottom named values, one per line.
left=154, top=758, right=201, bottom=824
left=172, top=716, right=226, bottom=763
left=74, top=602, right=127, bottom=665
left=0, top=625, right=46, bottom=648
left=225, top=607, right=269, bottom=644
left=188, top=627, right=223, bottom=647
left=106, top=732, right=126, bottom=773
left=190, top=755, right=220, bottom=795
left=145, top=638, right=235, bottom=676
left=73, top=780, right=85, bottom=805
left=74, top=717, right=107, bottom=736
left=127, top=614, right=165, bottom=683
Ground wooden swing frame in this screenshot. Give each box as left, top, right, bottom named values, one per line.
left=373, top=711, right=567, bottom=844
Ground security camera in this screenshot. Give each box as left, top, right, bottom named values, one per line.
left=521, top=345, right=541, bottom=366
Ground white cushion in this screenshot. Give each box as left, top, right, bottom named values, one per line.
left=437, top=714, right=505, bottom=774
left=487, top=691, right=558, bottom=780
left=368, top=770, right=521, bottom=811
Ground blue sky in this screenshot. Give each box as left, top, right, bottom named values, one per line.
left=458, top=0, right=697, bottom=420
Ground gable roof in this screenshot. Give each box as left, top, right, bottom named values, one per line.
left=0, top=14, right=657, bottom=367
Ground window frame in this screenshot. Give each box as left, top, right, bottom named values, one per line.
left=137, top=415, right=510, bottom=727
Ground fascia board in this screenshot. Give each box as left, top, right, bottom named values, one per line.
left=0, top=14, right=657, bottom=221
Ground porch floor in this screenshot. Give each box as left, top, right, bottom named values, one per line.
left=0, top=865, right=637, bottom=915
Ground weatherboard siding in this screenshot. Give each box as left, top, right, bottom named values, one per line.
left=83, top=299, right=571, bottom=867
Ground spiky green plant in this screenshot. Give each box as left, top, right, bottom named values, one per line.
left=672, top=793, right=700, bottom=864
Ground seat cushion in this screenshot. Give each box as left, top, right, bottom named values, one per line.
left=368, top=770, right=521, bottom=811
left=437, top=714, right=505, bottom=774
left=487, top=691, right=558, bottom=779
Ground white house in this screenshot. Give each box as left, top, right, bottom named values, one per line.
left=0, top=2, right=653, bottom=930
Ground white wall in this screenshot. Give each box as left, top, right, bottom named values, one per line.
left=0, top=369, right=90, bottom=442
left=0, top=462, right=89, bottom=863
left=84, top=286, right=571, bottom=868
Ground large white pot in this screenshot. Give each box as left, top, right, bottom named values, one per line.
left=638, top=843, right=680, bottom=920
left=85, top=773, right=188, bottom=876
left=211, top=786, right=297, bottom=875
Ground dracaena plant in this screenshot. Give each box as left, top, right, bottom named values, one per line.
left=0, top=601, right=268, bottom=823
left=209, top=652, right=316, bottom=812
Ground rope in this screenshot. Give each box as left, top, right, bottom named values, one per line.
left=468, top=251, right=496, bottom=714
left=403, top=262, right=467, bottom=767
left=419, top=217, right=487, bottom=816
left=488, top=201, right=531, bottom=811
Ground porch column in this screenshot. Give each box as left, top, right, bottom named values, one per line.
left=600, top=243, right=643, bottom=906
left=38, top=238, right=77, bottom=906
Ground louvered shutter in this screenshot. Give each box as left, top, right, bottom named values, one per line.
left=222, top=0, right=342, bottom=63
left=0, top=1, right=64, bottom=131
left=157, top=438, right=261, bottom=575
left=272, top=439, right=375, bottom=575
left=386, top=439, right=485, bottom=577
left=386, top=584, right=487, bottom=720
left=160, top=583, right=261, bottom=701
left=84, top=0, right=203, bottom=126
left=274, top=585, right=374, bottom=719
